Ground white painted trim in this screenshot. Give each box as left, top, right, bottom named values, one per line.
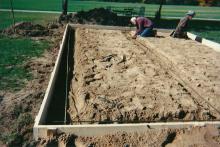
left=33, top=24, right=70, bottom=140
left=202, top=38, right=220, bottom=52
left=34, top=121, right=220, bottom=139
left=187, top=32, right=220, bottom=52
left=187, top=32, right=197, bottom=40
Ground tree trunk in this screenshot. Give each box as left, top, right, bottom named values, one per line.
left=62, top=0, right=68, bottom=15
left=155, top=0, right=164, bottom=20
left=9, top=0, right=15, bottom=33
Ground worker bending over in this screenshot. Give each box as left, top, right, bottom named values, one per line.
left=130, top=17, right=154, bottom=39
left=171, top=10, right=196, bottom=38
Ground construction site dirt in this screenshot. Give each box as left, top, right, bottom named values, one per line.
left=68, top=28, right=220, bottom=124
left=37, top=126, right=220, bottom=146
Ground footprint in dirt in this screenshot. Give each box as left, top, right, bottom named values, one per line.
left=84, top=73, right=103, bottom=85
left=0, top=95, right=3, bottom=103
left=100, top=54, right=117, bottom=62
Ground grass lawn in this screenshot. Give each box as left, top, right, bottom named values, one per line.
left=191, top=30, right=220, bottom=43
left=0, top=11, right=59, bottom=30
left=0, top=12, right=56, bottom=91
left=0, top=0, right=220, bottom=19
left=0, top=35, right=49, bottom=91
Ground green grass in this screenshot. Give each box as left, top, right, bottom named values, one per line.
left=0, top=11, right=59, bottom=30
left=0, top=0, right=220, bottom=19
left=0, top=11, right=54, bottom=91
left=0, top=35, right=49, bottom=91
left=192, top=30, right=220, bottom=43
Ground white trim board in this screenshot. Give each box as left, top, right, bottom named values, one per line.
left=34, top=24, right=70, bottom=139
left=187, top=32, right=220, bottom=52
left=35, top=121, right=220, bottom=140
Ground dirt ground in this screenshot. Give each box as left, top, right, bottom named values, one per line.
left=68, top=28, right=220, bottom=124
left=137, top=32, right=220, bottom=111
left=1, top=24, right=220, bottom=146
left=0, top=24, right=64, bottom=146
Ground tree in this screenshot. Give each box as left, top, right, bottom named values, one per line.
left=62, top=0, right=68, bottom=15
left=9, top=0, right=15, bottom=32
left=155, top=0, right=165, bottom=20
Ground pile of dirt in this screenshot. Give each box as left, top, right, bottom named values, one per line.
left=70, top=8, right=118, bottom=25
left=2, top=22, right=49, bottom=37
left=60, top=8, right=120, bottom=25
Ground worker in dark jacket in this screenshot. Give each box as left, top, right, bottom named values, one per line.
left=171, top=10, right=196, bottom=38
left=130, top=17, right=154, bottom=39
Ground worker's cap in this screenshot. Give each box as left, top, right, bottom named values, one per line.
left=130, top=17, right=136, bottom=24
left=186, top=10, right=196, bottom=17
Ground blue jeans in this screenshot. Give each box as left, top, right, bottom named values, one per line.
left=139, top=27, right=153, bottom=37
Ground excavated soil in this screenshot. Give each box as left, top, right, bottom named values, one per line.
left=68, top=28, right=220, bottom=124
left=2, top=22, right=49, bottom=37
left=60, top=8, right=129, bottom=26
left=137, top=32, right=220, bottom=111
left=69, top=8, right=119, bottom=25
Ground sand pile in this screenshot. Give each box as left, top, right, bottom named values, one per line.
left=69, top=8, right=119, bottom=25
